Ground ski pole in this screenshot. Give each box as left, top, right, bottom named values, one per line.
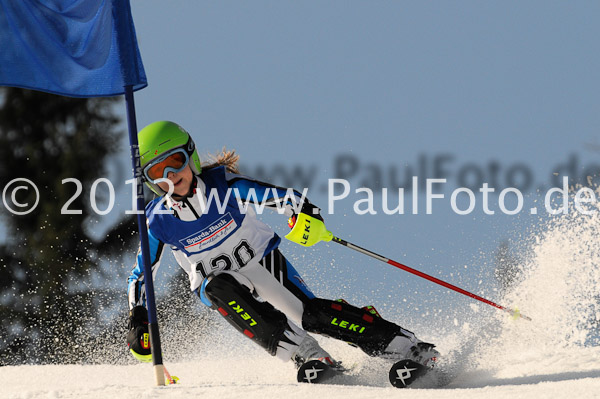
left=330, top=235, right=531, bottom=321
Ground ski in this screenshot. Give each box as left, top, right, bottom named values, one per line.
left=388, top=359, right=429, bottom=388
left=296, top=360, right=342, bottom=384
left=296, top=358, right=447, bottom=388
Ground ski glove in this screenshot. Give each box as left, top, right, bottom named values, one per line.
left=285, top=202, right=333, bottom=247
left=126, top=306, right=152, bottom=362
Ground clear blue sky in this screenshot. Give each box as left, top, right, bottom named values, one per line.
left=106, top=1, right=600, bottom=327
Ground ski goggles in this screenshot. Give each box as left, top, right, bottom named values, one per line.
left=143, top=148, right=190, bottom=183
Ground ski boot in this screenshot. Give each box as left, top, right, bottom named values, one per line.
left=293, top=334, right=344, bottom=384
left=383, top=337, right=439, bottom=367
left=302, top=297, right=440, bottom=387
left=355, top=302, right=439, bottom=387
left=384, top=337, right=440, bottom=388
left=340, top=301, right=440, bottom=368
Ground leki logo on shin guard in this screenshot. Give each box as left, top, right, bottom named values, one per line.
left=331, top=318, right=366, bottom=333
left=228, top=300, right=257, bottom=326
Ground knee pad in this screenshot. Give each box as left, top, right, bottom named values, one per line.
left=302, top=298, right=404, bottom=356
left=203, top=271, right=294, bottom=356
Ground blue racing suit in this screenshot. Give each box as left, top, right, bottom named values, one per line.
left=127, top=166, right=314, bottom=323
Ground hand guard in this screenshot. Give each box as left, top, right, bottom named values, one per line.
left=285, top=202, right=333, bottom=247
left=126, top=306, right=152, bottom=362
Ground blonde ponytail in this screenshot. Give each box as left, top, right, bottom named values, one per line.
left=202, top=147, right=240, bottom=174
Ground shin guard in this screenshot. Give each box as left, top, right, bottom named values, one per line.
left=203, top=272, right=301, bottom=356
left=302, top=298, right=409, bottom=356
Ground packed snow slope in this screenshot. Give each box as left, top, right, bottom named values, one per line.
left=3, top=209, right=600, bottom=398
left=2, top=346, right=600, bottom=399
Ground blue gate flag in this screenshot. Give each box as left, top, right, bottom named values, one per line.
left=0, top=0, right=147, bottom=97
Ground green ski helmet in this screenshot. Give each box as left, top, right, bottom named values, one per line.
left=139, top=121, right=202, bottom=195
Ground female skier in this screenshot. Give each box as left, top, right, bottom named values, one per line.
left=126, top=121, right=438, bottom=381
